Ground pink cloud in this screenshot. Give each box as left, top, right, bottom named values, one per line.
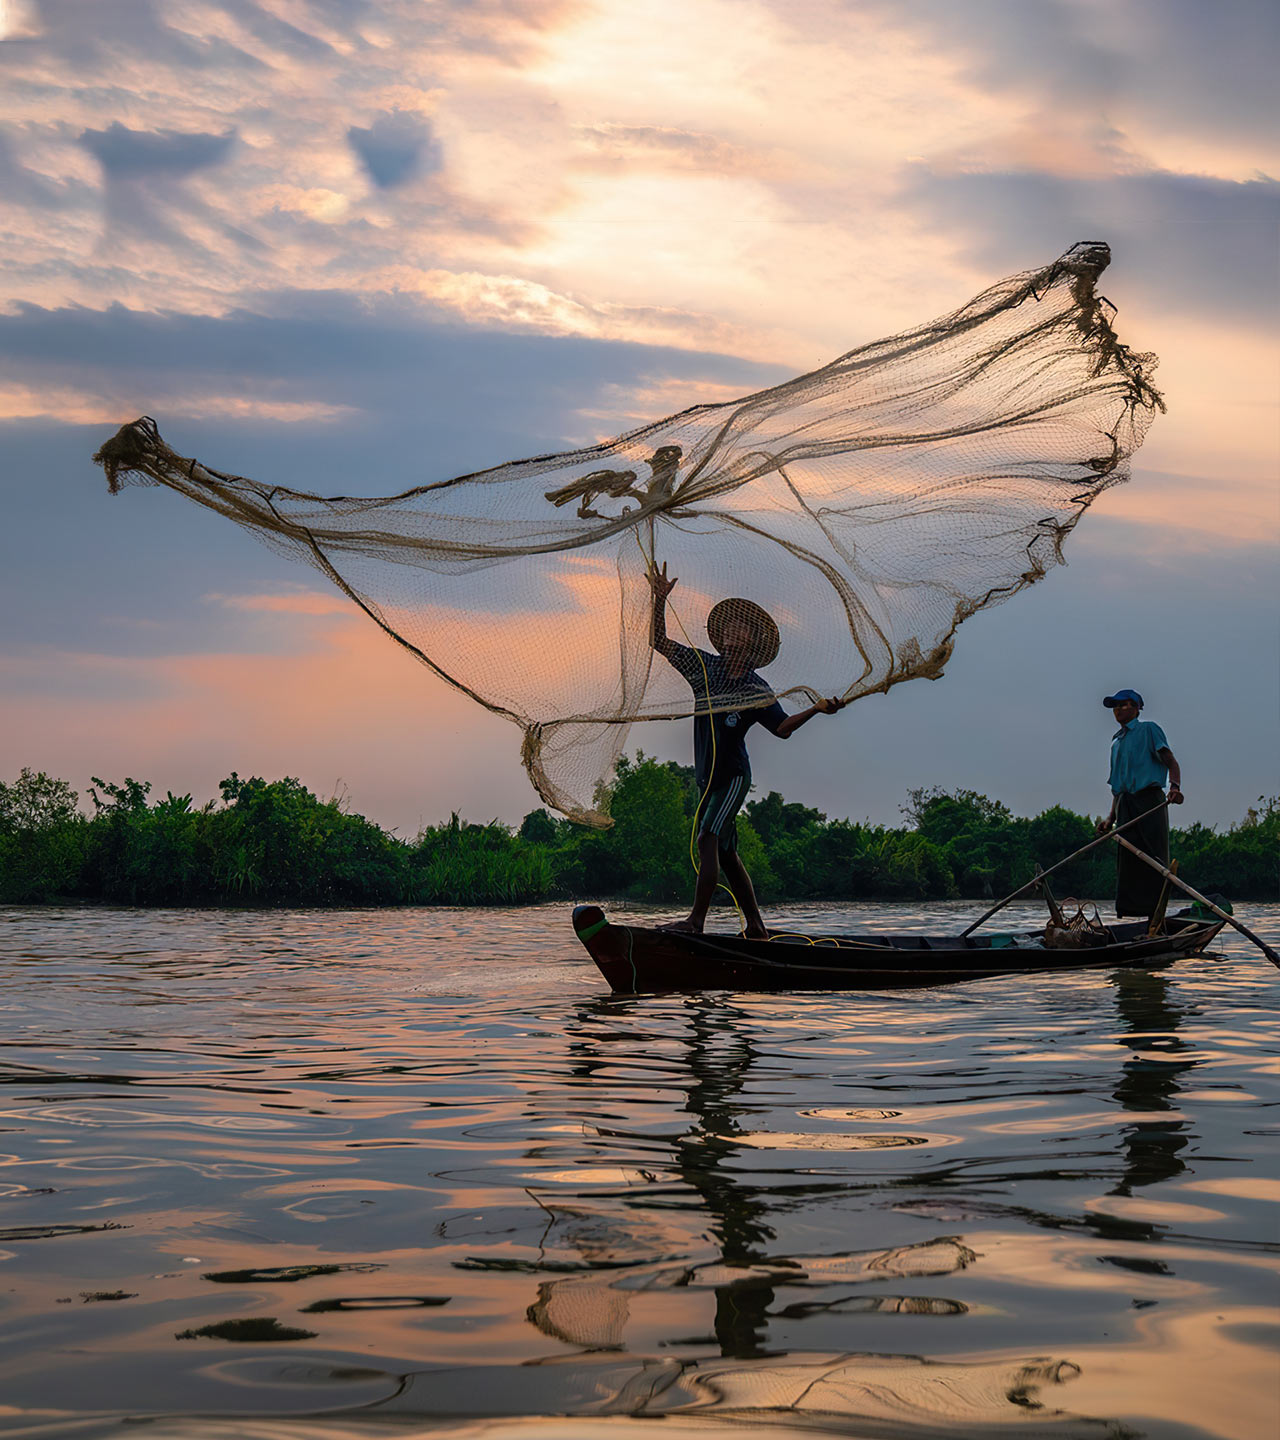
left=207, top=590, right=358, bottom=616
left=0, top=618, right=532, bottom=834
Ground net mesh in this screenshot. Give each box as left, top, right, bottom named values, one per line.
left=95, top=242, right=1161, bottom=826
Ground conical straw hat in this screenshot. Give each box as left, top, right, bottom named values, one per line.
left=706, top=597, right=780, bottom=668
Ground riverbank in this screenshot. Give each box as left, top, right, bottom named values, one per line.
left=3, top=759, right=1276, bottom=907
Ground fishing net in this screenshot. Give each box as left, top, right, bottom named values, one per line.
left=95, top=242, right=1161, bottom=826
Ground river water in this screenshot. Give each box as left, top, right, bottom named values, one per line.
left=1, top=901, right=1277, bottom=1440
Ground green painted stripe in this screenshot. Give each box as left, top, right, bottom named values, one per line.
left=575, top=917, right=609, bottom=941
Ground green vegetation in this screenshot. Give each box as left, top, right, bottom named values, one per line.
left=1, top=759, right=1275, bottom=908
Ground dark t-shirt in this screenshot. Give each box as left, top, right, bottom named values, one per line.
left=663, top=643, right=787, bottom=787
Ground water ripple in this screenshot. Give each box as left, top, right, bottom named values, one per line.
left=0, top=900, right=1275, bottom=1439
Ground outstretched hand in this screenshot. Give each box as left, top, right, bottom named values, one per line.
left=815, top=696, right=847, bottom=715
left=647, top=561, right=677, bottom=601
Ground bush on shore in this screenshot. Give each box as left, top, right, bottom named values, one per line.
left=0, top=762, right=1274, bottom=908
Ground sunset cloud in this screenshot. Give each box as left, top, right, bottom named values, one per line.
left=0, top=613, right=526, bottom=835
left=1, top=0, right=1275, bottom=827
left=348, top=110, right=441, bottom=190
left=206, top=589, right=357, bottom=615
left=80, top=122, right=237, bottom=180
left=0, top=382, right=355, bottom=424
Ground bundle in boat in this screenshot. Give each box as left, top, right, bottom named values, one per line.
left=94, top=242, right=1161, bottom=825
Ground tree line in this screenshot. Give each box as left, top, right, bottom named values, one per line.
left=1, top=758, right=1275, bottom=908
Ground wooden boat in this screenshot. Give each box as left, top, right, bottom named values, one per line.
left=571, top=904, right=1225, bottom=993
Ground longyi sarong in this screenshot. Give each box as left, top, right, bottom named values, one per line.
left=1115, top=784, right=1169, bottom=918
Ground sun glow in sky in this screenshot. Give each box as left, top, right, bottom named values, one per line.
left=0, top=0, right=1275, bottom=831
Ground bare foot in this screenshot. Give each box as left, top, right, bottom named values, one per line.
left=657, top=918, right=702, bottom=934
left=743, top=926, right=770, bottom=940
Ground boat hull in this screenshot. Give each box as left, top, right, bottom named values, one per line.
left=571, top=905, right=1224, bottom=994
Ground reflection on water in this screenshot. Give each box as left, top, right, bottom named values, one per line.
left=1109, top=969, right=1197, bottom=1196
left=0, top=900, right=1276, bottom=1439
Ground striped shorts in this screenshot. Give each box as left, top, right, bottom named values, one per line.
left=697, top=773, right=750, bottom=856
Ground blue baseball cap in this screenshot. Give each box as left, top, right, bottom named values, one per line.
left=1103, top=689, right=1144, bottom=709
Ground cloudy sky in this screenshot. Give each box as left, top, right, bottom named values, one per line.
left=1, top=0, right=1276, bottom=835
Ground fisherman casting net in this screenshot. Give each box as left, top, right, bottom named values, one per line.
left=95, top=242, right=1161, bottom=826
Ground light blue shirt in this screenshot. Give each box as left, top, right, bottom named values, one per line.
left=1109, top=719, right=1169, bottom=796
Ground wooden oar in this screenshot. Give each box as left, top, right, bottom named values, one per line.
left=1034, top=864, right=1066, bottom=928
left=1147, top=859, right=1177, bottom=938
left=959, top=800, right=1168, bottom=938
left=1112, top=833, right=1280, bottom=968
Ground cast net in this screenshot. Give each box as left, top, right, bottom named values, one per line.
left=95, top=242, right=1161, bottom=826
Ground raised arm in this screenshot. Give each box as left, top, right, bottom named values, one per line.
left=648, top=562, right=679, bottom=661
